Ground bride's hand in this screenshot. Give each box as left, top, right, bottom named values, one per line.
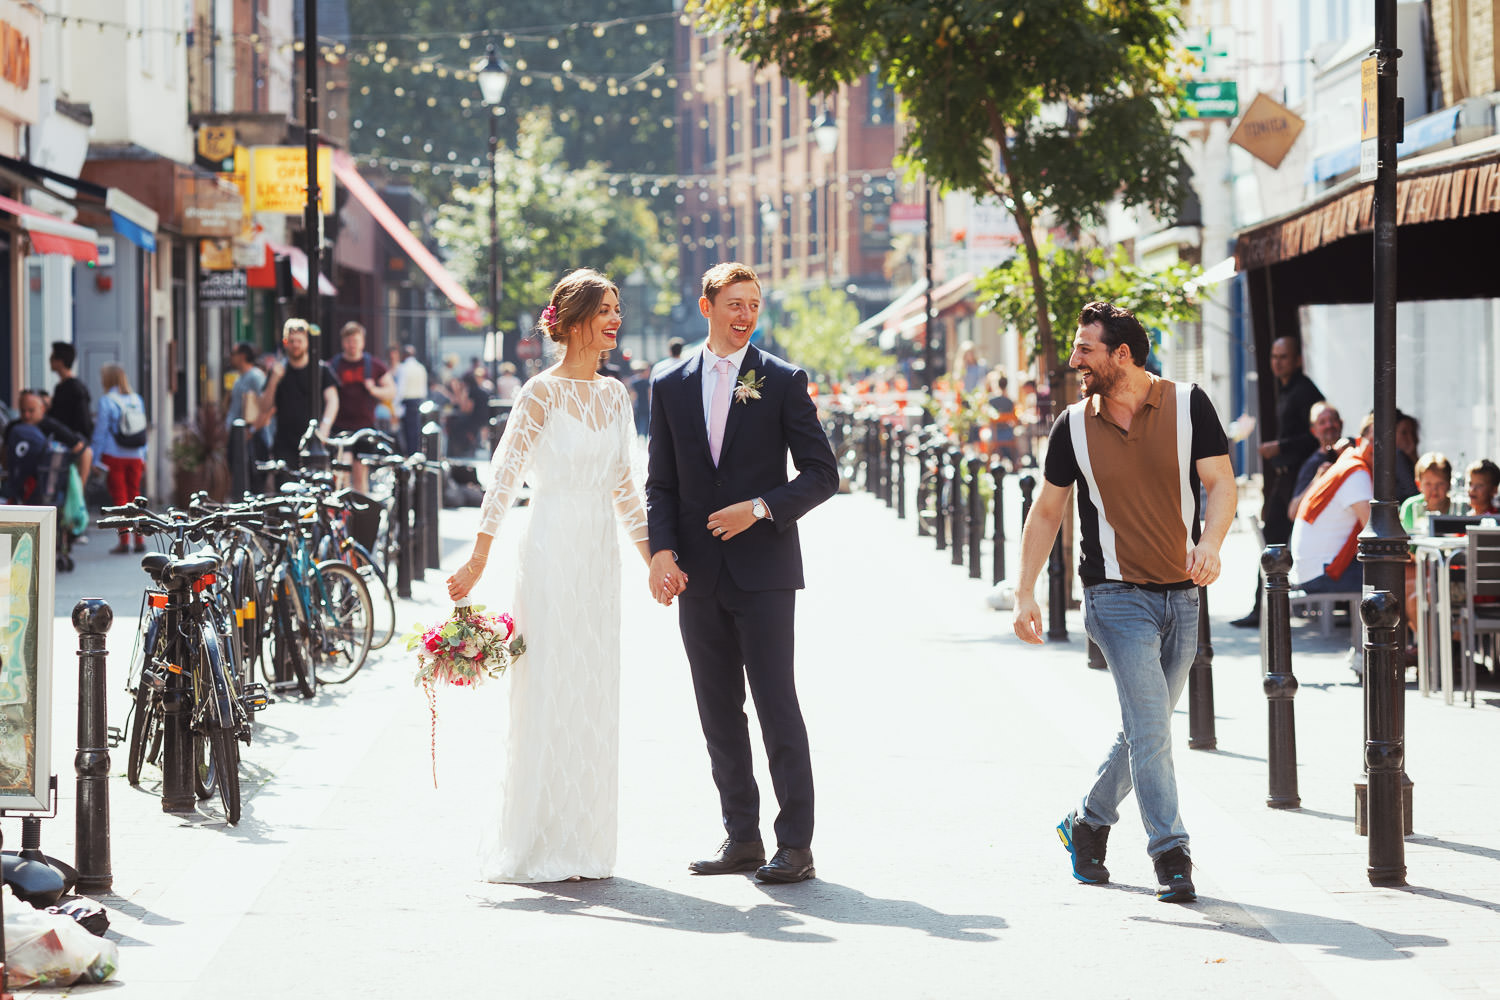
left=447, top=557, right=484, bottom=602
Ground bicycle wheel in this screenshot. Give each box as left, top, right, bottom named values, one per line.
left=275, top=581, right=316, bottom=699
left=344, top=542, right=396, bottom=650
left=229, top=545, right=261, bottom=690
left=126, top=680, right=162, bottom=787
left=310, top=560, right=373, bottom=684
left=127, top=614, right=166, bottom=786
left=209, top=729, right=241, bottom=824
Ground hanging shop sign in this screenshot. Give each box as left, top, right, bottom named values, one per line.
left=1228, top=93, right=1306, bottom=170
left=1181, top=80, right=1239, bottom=119
left=249, top=146, right=334, bottom=215
left=198, top=267, right=248, bottom=307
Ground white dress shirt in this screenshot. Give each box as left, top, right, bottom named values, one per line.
left=700, top=343, right=751, bottom=432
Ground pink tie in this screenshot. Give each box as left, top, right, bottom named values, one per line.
left=709, top=358, right=733, bottom=465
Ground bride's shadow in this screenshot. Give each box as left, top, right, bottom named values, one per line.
left=480, top=877, right=1006, bottom=944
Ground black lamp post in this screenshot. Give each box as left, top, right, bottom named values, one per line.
left=812, top=109, right=839, bottom=286
left=477, top=44, right=511, bottom=372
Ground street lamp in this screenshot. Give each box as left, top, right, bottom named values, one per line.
left=812, top=109, right=839, bottom=284
left=477, top=43, right=510, bottom=371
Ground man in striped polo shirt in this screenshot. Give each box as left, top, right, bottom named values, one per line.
left=1013, top=301, right=1235, bottom=904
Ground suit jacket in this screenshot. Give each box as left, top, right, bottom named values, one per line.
left=646, top=345, right=837, bottom=592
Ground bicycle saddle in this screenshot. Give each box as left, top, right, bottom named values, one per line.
left=160, top=553, right=221, bottom=589
left=140, top=553, right=172, bottom=580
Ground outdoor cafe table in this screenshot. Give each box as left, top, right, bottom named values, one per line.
left=1413, top=534, right=1469, bottom=705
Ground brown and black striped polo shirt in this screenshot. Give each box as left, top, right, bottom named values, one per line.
left=1043, top=377, right=1229, bottom=589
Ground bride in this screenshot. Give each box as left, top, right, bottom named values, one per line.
left=446, top=268, right=656, bottom=882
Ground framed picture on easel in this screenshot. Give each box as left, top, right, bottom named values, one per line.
left=0, top=506, right=55, bottom=812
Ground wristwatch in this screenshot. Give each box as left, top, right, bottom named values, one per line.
left=751, top=498, right=767, bottom=520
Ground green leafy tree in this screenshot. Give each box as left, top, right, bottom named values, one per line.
left=690, top=0, right=1189, bottom=415
left=431, top=112, right=677, bottom=326
left=772, top=284, right=891, bottom=379
left=977, top=237, right=1202, bottom=365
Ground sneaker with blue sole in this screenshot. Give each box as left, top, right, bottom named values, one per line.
left=1153, top=846, right=1196, bottom=902
left=1057, top=812, right=1110, bottom=884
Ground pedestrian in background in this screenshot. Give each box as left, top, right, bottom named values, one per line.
left=329, top=321, right=395, bottom=491
left=256, top=318, right=339, bottom=466
left=394, top=344, right=430, bottom=456
left=1013, top=301, right=1235, bottom=904
left=47, top=342, right=94, bottom=492
left=92, top=363, right=150, bottom=553
left=495, top=361, right=523, bottom=403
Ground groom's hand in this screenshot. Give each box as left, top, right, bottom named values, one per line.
left=707, top=501, right=756, bottom=541
left=649, top=550, right=688, bottom=606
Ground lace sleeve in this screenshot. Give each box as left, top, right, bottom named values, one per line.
left=476, top=381, right=547, bottom=536
left=611, top=382, right=649, bottom=544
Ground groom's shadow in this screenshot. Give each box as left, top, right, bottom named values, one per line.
left=480, top=877, right=1006, bottom=944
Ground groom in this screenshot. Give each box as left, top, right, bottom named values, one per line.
left=646, top=262, right=838, bottom=883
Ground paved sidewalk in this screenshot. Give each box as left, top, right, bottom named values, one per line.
left=11, top=479, right=1500, bottom=998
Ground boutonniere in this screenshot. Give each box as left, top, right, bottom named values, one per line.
left=734, top=369, right=765, bottom=404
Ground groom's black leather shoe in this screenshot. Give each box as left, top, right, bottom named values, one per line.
left=755, top=847, right=815, bottom=883
left=689, top=839, right=766, bottom=875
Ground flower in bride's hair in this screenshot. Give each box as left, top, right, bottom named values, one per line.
left=540, top=305, right=558, bottom=328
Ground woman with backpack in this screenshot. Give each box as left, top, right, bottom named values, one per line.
left=92, top=362, right=150, bottom=553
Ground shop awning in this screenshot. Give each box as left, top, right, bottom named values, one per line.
left=331, top=151, right=484, bottom=328
left=0, top=193, right=99, bottom=263
left=0, top=152, right=157, bottom=251
left=853, top=278, right=928, bottom=341
left=271, top=241, right=337, bottom=296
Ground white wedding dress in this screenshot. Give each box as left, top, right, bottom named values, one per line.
left=472, top=373, right=648, bottom=882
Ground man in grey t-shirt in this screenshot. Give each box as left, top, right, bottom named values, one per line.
left=226, top=342, right=267, bottom=429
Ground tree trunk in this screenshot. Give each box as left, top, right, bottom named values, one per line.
left=994, top=134, right=1061, bottom=423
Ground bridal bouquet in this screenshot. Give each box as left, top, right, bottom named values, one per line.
left=408, top=604, right=526, bottom=688
left=407, top=604, right=526, bottom=785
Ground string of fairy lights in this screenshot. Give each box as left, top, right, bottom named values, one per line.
left=39, top=8, right=909, bottom=254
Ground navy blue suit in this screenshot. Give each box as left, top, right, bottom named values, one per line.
left=646, top=345, right=837, bottom=849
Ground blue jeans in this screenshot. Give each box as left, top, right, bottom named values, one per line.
left=1079, top=583, right=1198, bottom=858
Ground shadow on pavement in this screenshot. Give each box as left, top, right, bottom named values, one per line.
left=1130, top=902, right=1448, bottom=958
left=482, top=877, right=1006, bottom=943
left=1397, top=884, right=1500, bottom=915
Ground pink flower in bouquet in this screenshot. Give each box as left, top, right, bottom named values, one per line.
left=459, top=639, right=479, bottom=659
left=423, top=629, right=442, bottom=653
left=494, top=612, right=515, bottom=640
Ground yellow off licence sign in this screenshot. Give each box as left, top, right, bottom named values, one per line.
left=249, top=146, right=334, bottom=215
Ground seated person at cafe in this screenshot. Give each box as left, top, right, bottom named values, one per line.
left=1290, top=423, right=1372, bottom=594
left=1402, top=452, right=1457, bottom=649
left=1400, top=452, right=1457, bottom=537
left=1287, top=401, right=1346, bottom=520
left=1462, top=459, right=1500, bottom=515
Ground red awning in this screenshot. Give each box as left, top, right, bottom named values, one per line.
left=0, top=193, right=99, bottom=264
left=331, top=151, right=484, bottom=328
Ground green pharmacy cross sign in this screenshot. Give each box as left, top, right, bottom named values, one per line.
left=1181, top=81, right=1239, bottom=120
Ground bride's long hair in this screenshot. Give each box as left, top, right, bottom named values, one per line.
left=537, top=268, right=619, bottom=369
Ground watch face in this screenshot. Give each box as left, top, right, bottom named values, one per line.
left=753, top=501, right=765, bottom=518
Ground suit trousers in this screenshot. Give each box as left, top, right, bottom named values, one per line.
left=679, top=572, right=814, bottom=850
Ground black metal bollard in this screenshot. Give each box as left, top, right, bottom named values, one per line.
left=395, top=461, right=415, bottom=598
left=1019, top=473, right=1036, bottom=525
left=914, top=439, right=930, bottom=536
left=160, top=662, right=197, bottom=814
left=1361, top=589, right=1409, bottom=880
left=421, top=422, right=444, bottom=571
left=949, top=447, right=965, bottom=567
left=934, top=444, right=948, bottom=551
left=73, top=599, right=113, bottom=893
left=1188, top=586, right=1218, bottom=750
left=874, top=421, right=889, bottom=502
left=894, top=430, right=907, bottom=520
left=967, top=457, right=984, bottom=579
left=1047, top=534, right=1069, bottom=640
left=990, top=460, right=1007, bottom=584
left=408, top=457, right=427, bottom=583
left=228, top=420, right=250, bottom=498
left=1262, top=545, right=1300, bottom=808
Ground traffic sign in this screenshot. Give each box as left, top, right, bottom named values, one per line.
left=517, top=336, right=543, bottom=361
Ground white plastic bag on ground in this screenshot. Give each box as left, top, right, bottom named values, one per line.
left=3, top=885, right=118, bottom=987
